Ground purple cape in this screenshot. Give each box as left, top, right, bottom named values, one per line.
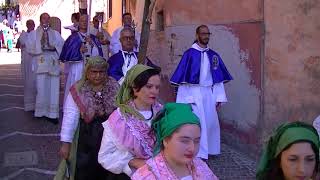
left=170, top=48, right=233, bottom=85
left=59, top=33, right=103, bottom=62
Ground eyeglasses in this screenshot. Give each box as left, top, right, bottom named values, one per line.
left=199, top=32, right=212, bottom=36
left=121, top=36, right=135, bottom=41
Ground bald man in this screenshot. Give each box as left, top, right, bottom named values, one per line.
left=27, top=13, right=64, bottom=122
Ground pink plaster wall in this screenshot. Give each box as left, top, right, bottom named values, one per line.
left=162, top=0, right=263, bottom=26
left=148, top=0, right=264, bottom=154
left=263, top=0, right=320, bottom=139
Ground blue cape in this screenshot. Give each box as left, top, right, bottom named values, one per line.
left=107, top=51, right=158, bottom=81
left=59, top=33, right=103, bottom=62
left=170, top=48, right=233, bottom=85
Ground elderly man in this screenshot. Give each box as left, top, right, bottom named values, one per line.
left=170, top=25, right=233, bottom=159
left=90, top=15, right=111, bottom=60
left=27, top=13, right=64, bottom=122
left=109, top=13, right=140, bottom=55
left=18, top=19, right=36, bottom=111
left=60, top=14, right=103, bottom=103
left=107, top=27, right=155, bottom=85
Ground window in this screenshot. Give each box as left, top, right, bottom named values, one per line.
left=108, top=0, right=112, bottom=19
left=156, top=11, right=164, bottom=31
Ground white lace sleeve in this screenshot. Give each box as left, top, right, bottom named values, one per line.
left=98, top=121, right=134, bottom=176
left=60, top=93, right=80, bottom=143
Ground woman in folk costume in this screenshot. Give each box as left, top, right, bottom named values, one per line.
left=98, top=64, right=162, bottom=178
left=55, top=56, right=120, bottom=180
left=256, top=121, right=320, bottom=180
left=132, top=103, right=219, bottom=180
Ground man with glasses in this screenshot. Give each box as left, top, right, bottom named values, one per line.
left=170, top=24, right=233, bottom=160
left=109, top=13, right=140, bottom=55
left=107, top=27, right=154, bottom=85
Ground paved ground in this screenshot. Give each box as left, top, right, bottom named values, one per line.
left=0, top=49, right=256, bottom=180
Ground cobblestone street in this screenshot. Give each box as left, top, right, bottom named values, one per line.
left=0, top=49, right=256, bottom=180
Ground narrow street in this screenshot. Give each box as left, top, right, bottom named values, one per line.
left=0, top=49, right=256, bottom=180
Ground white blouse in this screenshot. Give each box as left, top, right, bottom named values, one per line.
left=98, top=108, right=153, bottom=176
left=60, top=93, right=80, bottom=143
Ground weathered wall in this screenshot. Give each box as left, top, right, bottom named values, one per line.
left=163, top=0, right=263, bottom=26
left=264, top=0, right=320, bottom=138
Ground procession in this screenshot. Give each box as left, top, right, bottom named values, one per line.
left=1, top=0, right=320, bottom=180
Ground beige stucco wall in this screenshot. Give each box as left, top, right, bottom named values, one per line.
left=106, top=0, right=123, bottom=35
left=263, top=0, right=320, bottom=138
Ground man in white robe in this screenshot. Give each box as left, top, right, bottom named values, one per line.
left=109, top=13, right=140, bottom=55
left=170, top=25, right=233, bottom=159
left=27, top=13, right=64, bottom=121
left=18, top=19, right=36, bottom=111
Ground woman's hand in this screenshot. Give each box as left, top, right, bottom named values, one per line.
left=129, top=158, right=146, bottom=169
left=59, top=142, right=71, bottom=159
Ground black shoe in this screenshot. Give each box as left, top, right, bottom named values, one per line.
left=47, top=118, right=59, bottom=125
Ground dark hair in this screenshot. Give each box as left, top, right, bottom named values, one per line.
left=130, top=68, right=161, bottom=98
left=40, top=13, right=49, bottom=21
left=263, top=140, right=319, bottom=180
left=122, top=12, right=132, bottom=19
left=71, top=12, right=80, bottom=22
left=26, top=19, right=34, bottom=25
left=196, top=24, right=208, bottom=34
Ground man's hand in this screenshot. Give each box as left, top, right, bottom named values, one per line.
left=129, top=158, right=146, bottom=169
left=59, top=142, right=71, bottom=159
left=85, top=36, right=93, bottom=46
left=96, top=32, right=104, bottom=41
left=80, top=44, right=88, bottom=53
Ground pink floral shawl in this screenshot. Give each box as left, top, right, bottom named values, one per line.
left=70, top=77, right=119, bottom=123
left=132, top=152, right=219, bottom=180
left=107, top=101, right=162, bottom=159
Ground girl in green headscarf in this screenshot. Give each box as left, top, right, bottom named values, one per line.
left=98, top=64, right=163, bottom=177
left=256, top=121, right=320, bottom=180
left=132, top=103, right=218, bottom=180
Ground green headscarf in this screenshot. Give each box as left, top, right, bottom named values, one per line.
left=75, top=56, right=108, bottom=91
left=152, top=103, right=200, bottom=155
left=116, top=64, right=154, bottom=120
left=256, top=121, right=320, bottom=179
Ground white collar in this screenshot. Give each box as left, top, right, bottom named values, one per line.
left=191, top=43, right=209, bottom=52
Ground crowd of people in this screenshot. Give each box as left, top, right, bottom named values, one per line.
left=0, top=10, right=22, bottom=53
left=16, top=10, right=320, bottom=180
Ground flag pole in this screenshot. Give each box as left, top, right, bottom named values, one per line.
left=87, top=0, right=93, bottom=36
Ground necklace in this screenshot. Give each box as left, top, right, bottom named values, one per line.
left=162, top=152, right=194, bottom=180
left=145, top=107, right=154, bottom=120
